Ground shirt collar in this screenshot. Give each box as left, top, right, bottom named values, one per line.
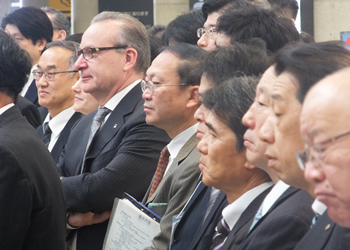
left=44, top=106, right=75, bottom=136
left=261, top=180, right=290, bottom=216
left=104, top=79, right=141, bottom=112
left=0, top=103, right=15, bottom=115
left=167, top=123, right=198, bottom=161
left=222, top=181, right=274, bottom=230
left=312, top=199, right=327, bottom=215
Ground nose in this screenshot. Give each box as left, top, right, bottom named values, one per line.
left=74, top=54, right=87, bottom=71
left=194, top=105, right=205, bottom=123
left=72, top=79, right=81, bottom=93
left=197, top=34, right=208, bottom=48
left=242, top=107, right=255, bottom=129
left=36, top=74, right=48, bottom=88
left=259, top=115, right=275, bottom=144
left=197, top=131, right=208, bottom=155
left=304, top=161, right=326, bottom=184
left=142, top=88, right=152, bottom=101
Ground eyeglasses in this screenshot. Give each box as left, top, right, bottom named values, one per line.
left=296, top=129, right=350, bottom=170
left=141, top=80, right=189, bottom=94
left=77, top=46, right=128, bottom=60
left=197, top=27, right=217, bottom=38
left=32, top=69, right=78, bottom=81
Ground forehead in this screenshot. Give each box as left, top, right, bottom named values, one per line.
left=5, top=24, right=23, bottom=37
left=204, top=12, right=221, bottom=27
left=199, top=74, right=213, bottom=95
left=257, top=66, right=277, bottom=94
left=147, top=51, right=179, bottom=78
left=81, top=20, right=120, bottom=47
left=272, top=71, right=298, bottom=101
left=39, top=47, right=71, bottom=67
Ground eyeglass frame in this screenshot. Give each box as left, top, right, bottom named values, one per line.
left=32, top=69, right=78, bottom=82
left=296, top=129, right=350, bottom=171
left=197, top=27, right=217, bottom=38
left=141, top=80, right=190, bottom=94
left=76, top=46, right=128, bottom=61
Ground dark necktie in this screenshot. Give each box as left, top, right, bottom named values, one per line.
left=81, top=107, right=111, bottom=174
left=42, top=122, right=52, bottom=147
left=211, top=217, right=230, bottom=250
left=311, top=213, right=320, bottom=228
left=147, top=146, right=170, bottom=202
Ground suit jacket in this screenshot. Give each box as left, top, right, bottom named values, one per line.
left=169, top=182, right=228, bottom=250
left=143, top=133, right=202, bottom=250
left=15, top=95, right=41, bottom=128
left=37, top=111, right=83, bottom=164
left=238, top=187, right=314, bottom=250
left=0, top=106, right=66, bottom=249
left=24, top=79, right=40, bottom=107
left=294, top=211, right=350, bottom=250
left=221, top=186, right=273, bottom=250
left=58, top=83, right=170, bottom=250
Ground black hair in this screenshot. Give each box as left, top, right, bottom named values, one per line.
left=299, top=32, right=315, bottom=44
left=0, top=30, right=32, bottom=100
left=268, top=0, right=299, bottom=20
left=163, top=10, right=205, bottom=46
left=1, top=6, right=53, bottom=45
left=202, top=0, right=251, bottom=19
left=274, top=41, right=350, bottom=103
left=217, top=6, right=300, bottom=54
left=147, top=25, right=166, bottom=62
left=41, top=7, right=70, bottom=35
left=203, top=76, right=258, bottom=151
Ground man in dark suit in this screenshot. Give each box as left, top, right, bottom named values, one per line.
left=58, top=12, right=170, bottom=250
left=35, top=40, right=82, bottom=163
left=1, top=7, right=53, bottom=108
left=0, top=29, right=66, bottom=250
left=15, top=95, right=41, bottom=128
left=169, top=44, right=271, bottom=250
left=141, top=44, right=206, bottom=250
left=244, top=42, right=350, bottom=250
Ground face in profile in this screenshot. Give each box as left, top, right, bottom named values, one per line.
left=301, top=71, right=350, bottom=228
left=259, top=71, right=309, bottom=190
left=72, top=76, right=99, bottom=115
left=242, top=66, right=276, bottom=171
left=197, top=12, right=220, bottom=51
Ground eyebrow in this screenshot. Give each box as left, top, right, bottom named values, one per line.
left=37, top=65, right=57, bottom=70
left=205, top=122, right=217, bottom=134
left=271, top=93, right=283, bottom=102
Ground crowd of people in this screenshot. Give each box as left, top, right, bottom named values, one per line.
left=1, top=0, right=350, bottom=249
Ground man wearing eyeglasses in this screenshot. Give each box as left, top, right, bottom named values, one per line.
left=57, top=12, right=170, bottom=250
left=252, top=42, right=350, bottom=250
left=141, top=44, right=206, bottom=250
left=34, top=40, right=82, bottom=164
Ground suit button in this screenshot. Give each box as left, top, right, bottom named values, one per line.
left=173, top=237, right=180, bottom=244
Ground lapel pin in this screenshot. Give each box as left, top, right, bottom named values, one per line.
left=325, top=224, right=331, bottom=231
left=113, top=124, right=118, bottom=129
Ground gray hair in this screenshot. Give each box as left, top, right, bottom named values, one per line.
left=46, top=40, right=79, bottom=70
left=91, top=11, right=150, bottom=74
left=41, top=7, right=70, bottom=35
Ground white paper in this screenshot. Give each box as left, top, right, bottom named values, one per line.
left=103, top=198, right=160, bottom=250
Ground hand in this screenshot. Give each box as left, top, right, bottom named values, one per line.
left=68, top=210, right=111, bottom=228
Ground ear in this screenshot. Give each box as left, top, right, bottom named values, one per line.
left=36, top=38, right=47, bottom=54
left=186, top=86, right=200, bottom=108
left=123, top=48, right=138, bottom=71
left=56, top=30, right=67, bottom=41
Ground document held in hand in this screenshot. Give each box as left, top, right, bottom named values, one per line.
left=102, top=193, right=161, bottom=250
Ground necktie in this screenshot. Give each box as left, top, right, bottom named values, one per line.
left=211, top=217, right=230, bottom=250
left=311, top=213, right=320, bottom=228
left=249, top=204, right=263, bottom=232
left=42, top=122, right=52, bottom=147
left=81, top=107, right=111, bottom=174
left=202, top=187, right=221, bottom=224
left=147, top=146, right=170, bottom=201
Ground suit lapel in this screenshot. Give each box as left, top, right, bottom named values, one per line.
left=147, top=133, right=199, bottom=203
left=24, top=80, right=38, bottom=104
left=85, top=84, right=142, bottom=160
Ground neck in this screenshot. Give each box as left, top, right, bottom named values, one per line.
left=0, top=93, right=14, bottom=108
left=166, top=116, right=197, bottom=139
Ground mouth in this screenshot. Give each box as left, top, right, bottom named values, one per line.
left=243, top=135, right=254, bottom=148
left=39, top=90, right=48, bottom=97
left=80, top=74, right=92, bottom=82
left=196, top=129, right=204, bottom=139
left=75, top=96, right=83, bottom=102
left=143, top=104, right=152, bottom=112
left=265, top=153, right=277, bottom=167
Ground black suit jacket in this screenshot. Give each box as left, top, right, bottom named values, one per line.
left=294, top=211, right=350, bottom=250
left=0, top=106, right=66, bottom=249
left=238, top=187, right=314, bottom=250
left=37, top=111, right=83, bottom=163
left=15, top=95, right=41, bottom=128
left=221, top=186, right=273, bottom=250
left=58, top=83, right=170, bottom=250
left=170, top=181, right=228, bottom=250
left=24, top=79, right=40, bottom=107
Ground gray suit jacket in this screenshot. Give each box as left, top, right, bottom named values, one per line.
left=143, top=133, right=202, bottom=250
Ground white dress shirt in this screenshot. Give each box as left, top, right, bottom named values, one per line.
left=164, top=123, right=199, bottom=176
left=222, top=181, right=274, bottom=230
left=312, top=199, right=327, bottom=215
left=20, top=65, right=36, bottom=97
left=44, top=106, right=76, bottom=152
left=260, top=180, right=290, bottom=216
left=0, top=103, right=14, bottom=115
